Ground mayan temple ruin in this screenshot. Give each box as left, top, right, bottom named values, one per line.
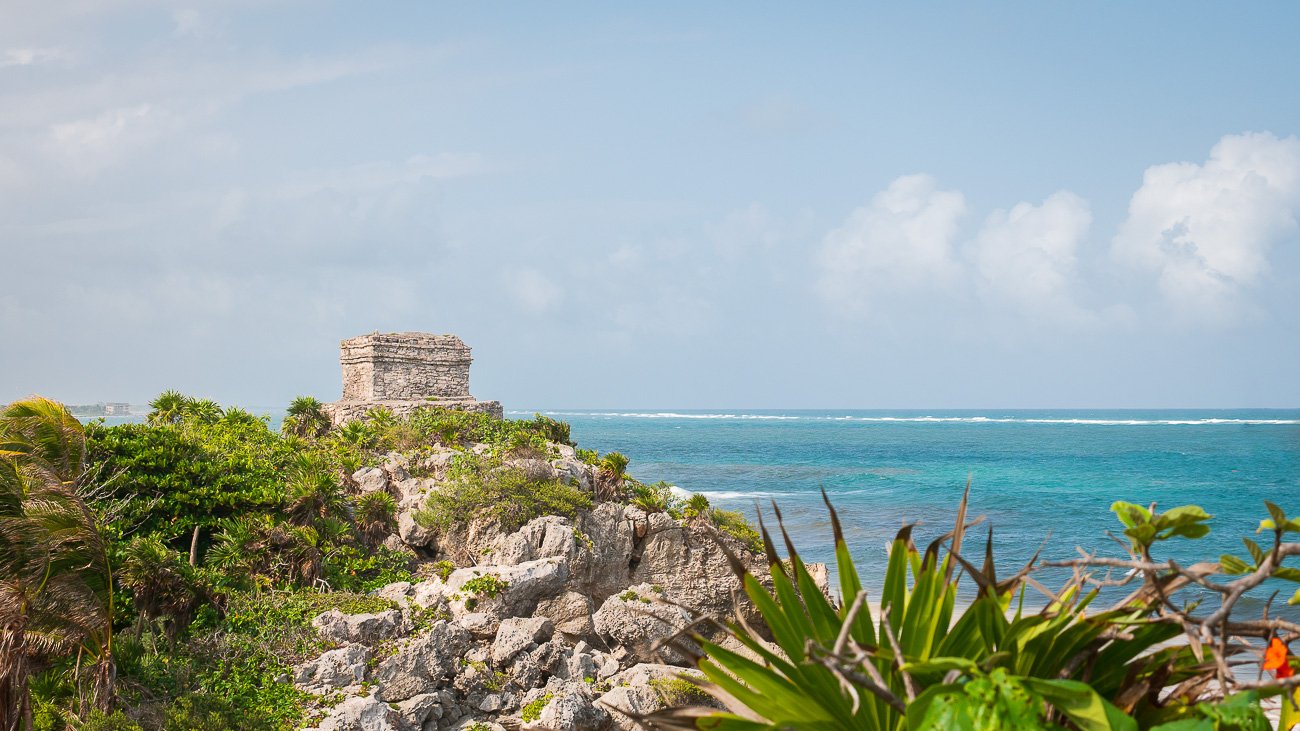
left=322, top=331, right=502, bottom=424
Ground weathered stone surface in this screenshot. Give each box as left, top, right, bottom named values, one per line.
left=313, top=694, right=400, bottom=731
left=323, top=331, right=503, bottom=425
left=374, top=581, right=414, bottom=603
left=394, top=693, right=443, bottom=731
left=536, top=681, right=610, bottom=730
left=374, top=621, right=471, bottom=701
left=397, top=496, right=436, bottom=548
left=443, top=558, right=569, bottom=617
left=535, top=591, right=595, bottom=637
left=312, top=609, right=407, bottom=646
left=293, top=645, right=370, bottom=694
left=353, top=466, right=388, bottom=494
left=597, top=684, right=664, bottom=729
left=485, top=516, right=577, bottom=566
left=454, top=611, right=498, bottom=638
left=593, top=585, right=693, bottom=665
left=492, top=616, right=554, bottom=666
left=630, top=511, right=762, bottom=621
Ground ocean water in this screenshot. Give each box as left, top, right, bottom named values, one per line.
left=529, top=409, right=1300, bottom=612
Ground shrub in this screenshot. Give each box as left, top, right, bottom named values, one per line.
left=415, top=466, right=592, bottom=533
left=629, top=482, right=674, bottom=513
left=708, top=507, right=763, bottom=553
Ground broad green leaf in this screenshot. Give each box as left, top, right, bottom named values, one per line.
left=1219, top=554, right=1252, bottom=575
left=1110, top=501, right=1151, bottom=529
left=1021, top=677, right=1137, bottom=731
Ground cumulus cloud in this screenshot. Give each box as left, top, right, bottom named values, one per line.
left=1112, top=132, right=1300, bottom=323
left=816, top=174, right=966, bottom=317
left=970, top=191, right=1093, bottom=323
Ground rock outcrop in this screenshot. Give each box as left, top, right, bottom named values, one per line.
left=299, top=439, right=827, bottom=731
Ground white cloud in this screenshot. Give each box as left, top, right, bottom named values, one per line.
left=970, top=191, right=1093, bottom=323
left=2, top=47, right=69, bottom=67
left=816, top=174, right=966, bottom=317
left=505, top=269, right=564, bottom=314
left=1112, top=131, right=1300, bottom=324
left=46, top=103, right=175, bottom=175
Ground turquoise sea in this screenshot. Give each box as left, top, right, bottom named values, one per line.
left=528, top=409, right=1300, bottom=612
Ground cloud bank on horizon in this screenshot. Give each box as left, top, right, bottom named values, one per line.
left=1, top=3, right=1298, bottom=408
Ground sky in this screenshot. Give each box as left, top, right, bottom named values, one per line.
left=2, top=2, right=1299, bottom=410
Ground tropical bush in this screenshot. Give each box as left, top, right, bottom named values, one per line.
left=415, top=465, right=593, bottom=533
left=649, top=490, right=1300, bottom=730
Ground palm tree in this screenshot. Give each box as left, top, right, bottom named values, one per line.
left=118, top=538, right=210, bottom=646
left=282, top=396, right=331, bottom=439
left=284, top=457, right=347, bottom=528
left=146, top=390, right=190, bottom=425
left=0, top=398, right=117, bottom=729
left=355, top=492, right=396, bottom=546
left=184, top=398, right=222, bottom=424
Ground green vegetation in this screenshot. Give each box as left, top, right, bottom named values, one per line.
left=656, top=489, right=1300, bottom=730
left=648, top=676, right=713, bottom=706
left=520, top=692, right=553, bottom=723
left=415, top=465, right=592, bottom=533
left=0, top=394, right=608, bottom=730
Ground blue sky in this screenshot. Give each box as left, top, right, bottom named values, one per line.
left=2, top=2, right=1299, bottom=408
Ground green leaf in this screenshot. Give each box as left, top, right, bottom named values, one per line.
left=1148, top=720, right=1213, bottom=731
left=1110, top=501, right=1150, bottom=529
left=1288, top=587, right=1300, bottom=606
left=1266, top=501, right=1287, bottom=528
left=1242, top=537, right=1266, bottom=565
left=1021, top=678, right=1137, bottom=731
left=1219, top=554, right=1252, bottom=575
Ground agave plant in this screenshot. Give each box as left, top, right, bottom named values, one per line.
left=644, top=486, right=1283, bottom=731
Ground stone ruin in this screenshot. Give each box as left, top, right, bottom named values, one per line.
left=323, top=332, right=502, bottom=425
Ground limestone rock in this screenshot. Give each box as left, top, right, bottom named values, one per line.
left=492, top=616, right=554, bottom=666
left=597, top=684, right=664, bottom=729
left=593, top=585, right=693, bottom=665
left=312, top=609, right=407, bottom=645
left=535, top=681, right=610, bottom=730
left=374, top=620, right=471, bottom=701
left=293, top=645, right=370, bottom=694
left=314, top=694, right=400, bottom=731
left=535, top=591, right=595, bottom=638
left=395, top=693, right=443, bottom=731
left=353, top=466, right=389, bottom=494
left=397, top=496, right=436, bottom=548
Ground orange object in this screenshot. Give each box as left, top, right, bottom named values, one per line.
left=1265, top=637, right=1296, bottom=679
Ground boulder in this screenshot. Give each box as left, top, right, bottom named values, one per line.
left=395, top=693, right=443, bottom=731
left=353, top=466, right=389, bottom=494
left=492, top=616, right=554, bottom=666
left=535, top=591, right=595, bottom=638
left=534, top=681, right=610, bottom=730
left=373, top=581, right=414, bottom=603
left=597, top=684, right=663, bottom=729
left=374, top=620, right=471, bottom=701
left=443, top=558, right=569, bottom=617
left=312, top=609, right=407, bottom=645
left=397, top=495, right=436, bottom=548
left=630, top=511, right=765, bottom=621
left=592, top=585, right=693, bottom=665
left=314, top=694, right=400, bottom=731
left=293, top=645, right=370, bottom=694
left=485, top=516, right=576, bottom=566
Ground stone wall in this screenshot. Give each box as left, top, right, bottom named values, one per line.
left=340, top=332, right=472, bottom=401
left=326, top=331, right=499, bottom=426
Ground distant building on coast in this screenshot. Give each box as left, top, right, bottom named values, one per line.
left=104, top=402, right=131, bottom=416
left=66, top=402, right=132, bottom=417
left=322, top=331, right=502, bottom=425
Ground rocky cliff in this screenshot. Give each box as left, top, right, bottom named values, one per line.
left=293, top=441, right=823, bottom=731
